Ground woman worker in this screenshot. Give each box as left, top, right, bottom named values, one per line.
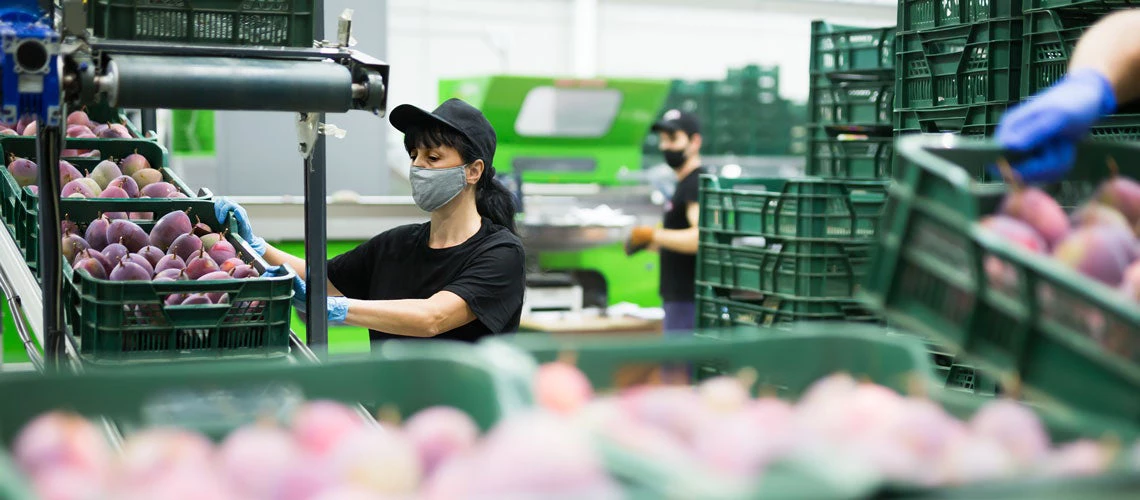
left=215, top=98, right=526, bottom=343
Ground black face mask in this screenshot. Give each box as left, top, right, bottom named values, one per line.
left=663, top=148, right=687, bottom=169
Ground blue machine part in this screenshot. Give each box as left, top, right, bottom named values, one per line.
left=0, top=1, right=61, bottom=127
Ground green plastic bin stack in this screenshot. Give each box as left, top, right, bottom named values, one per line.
left=710, top=65, right=796, bottom=156
left=644, top=65, right=804, bottom=158
left=1022, top=0, right=1140, bottom=140
left=893, top=1, right=1024, bottom=138
left=692, top=26, right=897, bottom=326
left=694, top=175, right=888, bottom=327
left=807, top=21, right=897, bottom=179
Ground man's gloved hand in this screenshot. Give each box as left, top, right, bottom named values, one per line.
left=995, top=68, right=1117, bottom=184
left=214, top=197, right=268, bottom=256
left=291, top=274, right=349, bottom=323
left=625, top=225, right=656, bottom=256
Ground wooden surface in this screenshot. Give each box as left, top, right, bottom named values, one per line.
left=519, top=312, right=663, bottom=386
left=519, top=313, right=662, bottom=335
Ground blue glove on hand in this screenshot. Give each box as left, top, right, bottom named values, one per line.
left=214, top=197, right=268, bottom=256
left=995, top=68, right=1117, bottom=183
left=291, top=274, right=349, bottom=323
left=262, top=265, right=290, bottom=278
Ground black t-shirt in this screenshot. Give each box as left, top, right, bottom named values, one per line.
left=660, top=167, right=704, bottom=302
left=327, top=218, right=525, bottom=344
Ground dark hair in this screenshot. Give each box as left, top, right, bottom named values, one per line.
left=404, top=124, right=517, bottom=233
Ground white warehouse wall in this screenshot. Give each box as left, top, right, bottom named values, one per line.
left=597, top=2, right=894, bottom=102
left=387, top=0, right=895, bottom=109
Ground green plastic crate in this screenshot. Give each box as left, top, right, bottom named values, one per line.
left=0, top=339, right=533, bottom=443
left=696, top=286, right=879, bottom=326
left=809, top=77, right=894, bottom=128
left=0, top=452, right=34, bottom=500
left=710, top=82, right=780, bottom=105
left=894, top=101, right=1011, bottom=136
left=698, top=237, right=872, bottom=300
left=88, top=0, right=316, bottom=47
left=809, top=21, right=896, bottom=76
left=698, top=175, right=889, bottom=239
left=697, top=173, right=887, bottom=301
left=896, top=18, right=1023, bottom=109
left=1022, top=8, right=1140, bottom=138
left=0, top=137, right=206, bottom=278
left=58, top=199, right=293, bottom=365
left=1024, top=0, right=1140, bottom=10
left=496, top=325, right=1140, bottom=498
left=899, top=0, right=1021, bottom=32
left=861, top=135, right=1140, bottom=424
left=806, top=127, right=895, bottom=179
left=946, top=363, right=1000, bottom=394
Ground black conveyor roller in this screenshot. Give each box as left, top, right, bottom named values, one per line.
left=104, top=56, right=355, bottom=112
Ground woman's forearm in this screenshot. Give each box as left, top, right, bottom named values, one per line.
left=262, top=245, right=342, bottom=296
left=344, top=299, right=443, bottom=337
left=343, top=292, right=476, bottom=338
left=262, top=245, right=307, bottom=278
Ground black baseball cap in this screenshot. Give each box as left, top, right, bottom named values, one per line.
left=390, top=98, right=497, bottom=169
left=651, top=109, right=701, bottom=136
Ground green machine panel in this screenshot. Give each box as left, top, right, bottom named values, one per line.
left=440, top=75, right=670, bottom=186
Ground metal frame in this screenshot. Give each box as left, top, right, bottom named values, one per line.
left=305, top=0, right=329, bottom=357
left=1, top=0, right=385, bottom=370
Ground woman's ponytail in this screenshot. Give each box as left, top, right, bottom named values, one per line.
left=475, top=166, right=517, bottom=234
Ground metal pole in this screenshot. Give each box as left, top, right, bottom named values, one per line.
left=140, top=109, right=157, bottom=137
left=303, top=130, right=329, bottom=357
left=36, top=125, right=64, bottom=369
left=303, top=0, right=329, bottom=358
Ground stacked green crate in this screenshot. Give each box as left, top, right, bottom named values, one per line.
left=708, top=65, right=796, bottom=156
left=645, top=65, right=802, bottom=158
left=807, top=21, right=897, bottom=179
left=694, top=175, right=889, bottom=327
left=805, top=16, right=997, bottom=392
left=1021, top=1, right=1140, bottom=140
left=893, top=2, right=1024, bottom=138
left=787, top=102, right=809, bottom=156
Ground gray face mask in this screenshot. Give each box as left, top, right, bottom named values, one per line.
left=410, top=164, right=468, bottom=212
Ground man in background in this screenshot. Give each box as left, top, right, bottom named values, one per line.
left=626, top=109, right=704, bottom=334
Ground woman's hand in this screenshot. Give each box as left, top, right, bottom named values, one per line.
left=214, top=197, right=268, bottom=255
left=291, top=274, right=349, bottom=323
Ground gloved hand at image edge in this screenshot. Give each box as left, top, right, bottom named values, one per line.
left=291, top=274, right=349, bottom=324
left=994, top=68, right=1117, bottom=184
left=214, top=197, right=268, bottom=256
left=625, top=225, right=656, bottom=255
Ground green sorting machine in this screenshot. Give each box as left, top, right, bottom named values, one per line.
left=440, top=75, right=670, bottom=308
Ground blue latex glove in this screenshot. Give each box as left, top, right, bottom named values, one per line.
left=994, top=68, right=1117, bottom=184
left=291, top=274, right=349, bottom=323
left=262, top=265, right=289, bottom=278
left=214, top=197, right=267, bottom=256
